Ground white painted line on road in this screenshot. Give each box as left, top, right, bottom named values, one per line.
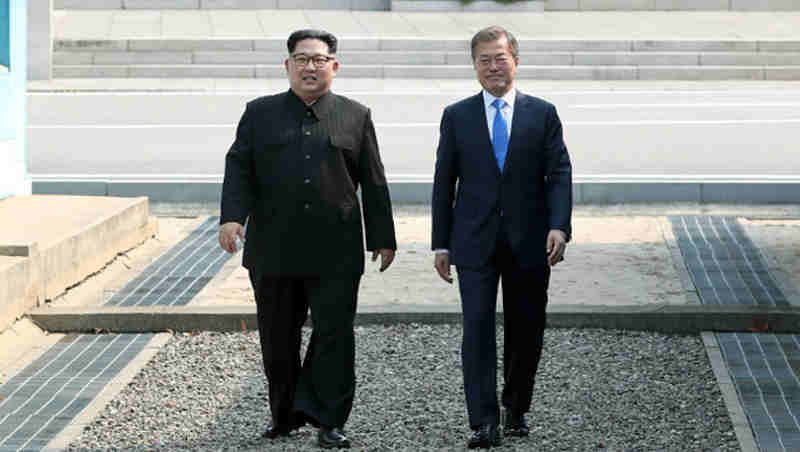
left=570, top=103, right=800, bottom=108
left=31, top=173, right=223, bottom=180
left=26, top=89, right=800, bottom=96
left=28, top=124, right=236, bottom=129
left=566, top=119, right=800, bottom=126
left=27, top=118, right=800, bottom=128
left=29, top=174, right=800, bottom=183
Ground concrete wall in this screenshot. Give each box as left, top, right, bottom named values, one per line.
left=27, top=0, right=51, bottom=80
left=0, top=0, right=28, bottom=200
left=0, top=196, right=157, bottom=332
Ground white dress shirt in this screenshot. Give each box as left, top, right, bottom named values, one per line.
left=483, top=88, right=515, bottom=142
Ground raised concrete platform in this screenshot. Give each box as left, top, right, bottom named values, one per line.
left=26, top=303, right=800, bottom=334
left=0, top=195, right=157, bottom=332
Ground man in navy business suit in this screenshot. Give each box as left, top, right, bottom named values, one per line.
left=431, top=26, right=572, bottom=449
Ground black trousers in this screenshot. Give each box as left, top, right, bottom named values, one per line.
left=248, top=271, right=361, bottom=429
left=456, top=231, right=551, bottom=430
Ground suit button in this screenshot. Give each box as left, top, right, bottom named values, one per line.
left=304, top=130, right=311, bottom=136
left=304, top=178, right=310, bottom=184
left=305, top=154, right=311, bottom=160
left=304, top=203, right=311, bottom=210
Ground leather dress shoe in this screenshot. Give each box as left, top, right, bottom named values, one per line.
left=317, top=426, right=351, bottom=449
left=262, top=416, right=306, bottom=439
left=468, top=424, right=502, bottom=449
left=504, top=412, right=530, bottom=437
left=261, top=424, right=291, bottom=439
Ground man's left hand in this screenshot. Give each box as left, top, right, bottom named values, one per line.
left=372, top=249, right=395, bottom=272
left=546, top=230, right=567, bottom=266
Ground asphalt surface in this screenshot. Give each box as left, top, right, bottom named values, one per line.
left=27, top=83, right=800, bottom=179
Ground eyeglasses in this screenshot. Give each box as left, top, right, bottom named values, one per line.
left=291, top=53, right=335, bottom=69
left=476, top=55, right=511, bottom=67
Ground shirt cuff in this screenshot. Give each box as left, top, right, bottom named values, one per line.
left=434, top=249, right=449, bottom=254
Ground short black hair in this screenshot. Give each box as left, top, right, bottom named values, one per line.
left=287, top=29, right=338, bottom=55
left=470, top=25, right=519, bottom=61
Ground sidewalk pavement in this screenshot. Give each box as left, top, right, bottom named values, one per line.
left=16, top=202, right=800, bottom=335
left=53, top=10, right=800, bottom=40
left=1, top=199, right=799, bottom=451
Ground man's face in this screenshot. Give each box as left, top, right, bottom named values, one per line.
left=285, top=38, right=339, bottom=101
left=473, top=36, right=519, bottom=98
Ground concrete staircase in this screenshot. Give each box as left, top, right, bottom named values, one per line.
left=50, top=7, right=800, bottom=80
left=53, top=0, right=800, bottom=11
left=53, top=37, right=800, bottom=80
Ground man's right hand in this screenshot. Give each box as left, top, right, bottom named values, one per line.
left=219, top=222, right=245, bottom=254
left=434, top=252, right=453, bottom=284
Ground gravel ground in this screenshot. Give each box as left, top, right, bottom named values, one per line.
left=67, top=326, right=739, bottom=452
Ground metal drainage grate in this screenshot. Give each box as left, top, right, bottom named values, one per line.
left=718, top=333, right=800, bottom=452
left=107, top=216, right=232, bottom=307
left=0, top=334, right=154, bottom=452
left=669, top=215, right=788, bottom=306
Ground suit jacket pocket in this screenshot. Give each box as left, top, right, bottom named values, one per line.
left=330, top=135, right=359, bottom=164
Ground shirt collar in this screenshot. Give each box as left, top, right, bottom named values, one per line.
left=483, top=88, right=516, bottom=111
left=287, top=89, right=334, bottom=119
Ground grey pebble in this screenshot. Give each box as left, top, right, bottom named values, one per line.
left=67, top=326, right=739, bottom=451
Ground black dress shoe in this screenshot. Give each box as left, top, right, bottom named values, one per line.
left=317, top=426, right=351, bottom=449
left=261, top=424, right=291, bottom=439
left=468, top=424, right=502, bottom=449
left=504, top=412, right=530, bottom=437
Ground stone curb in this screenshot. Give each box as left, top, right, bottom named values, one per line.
left=31, top=180, right=800, bottom=204
left=42, top=333, right=173, bottom=452
left=702, top=332, right=760, bottom=452
left=26, top=303, right=800, bottom=334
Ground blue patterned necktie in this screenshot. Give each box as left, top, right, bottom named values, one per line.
left=491, top=98, right=509, bottom=172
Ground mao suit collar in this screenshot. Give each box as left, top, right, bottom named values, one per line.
left=286, top=88, right=335, bottom=120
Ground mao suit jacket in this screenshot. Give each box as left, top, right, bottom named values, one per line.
left=221, top=89, right=397, bottom=276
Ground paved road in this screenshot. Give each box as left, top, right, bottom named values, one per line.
left=28, top=83, right=800, bottom=180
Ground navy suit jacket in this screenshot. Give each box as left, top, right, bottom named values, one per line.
left=431, top=90, right=573, bottom=269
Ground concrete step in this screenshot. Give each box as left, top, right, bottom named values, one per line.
left=52, top=0, right=800, bottom=11
left=54, top=0, right=391, bottom=10
left=53, top=50, right=800, bottom=66
left=52, top=63, right=800, bottom=80
left=54, top=38, right=800, bottom=53
left=0, top=196, right=156, bottom=332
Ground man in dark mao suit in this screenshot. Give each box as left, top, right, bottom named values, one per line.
left=219, top=29, right=397, bottom=449
left=431, top=26, right=573, bottom=449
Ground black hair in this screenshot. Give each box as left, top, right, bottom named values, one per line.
left=470, top=26, right=519, bottom=61
left=287, top=29, right=338, bottom=54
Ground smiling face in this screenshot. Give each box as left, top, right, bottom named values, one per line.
left=473, top=36, right=519, bottom=98
left=285, top=38, right=339, bottom=104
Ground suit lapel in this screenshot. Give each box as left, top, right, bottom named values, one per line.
left=471, top=92, right=501, bottom=178
left=503, top=91, right=527, bottom=174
